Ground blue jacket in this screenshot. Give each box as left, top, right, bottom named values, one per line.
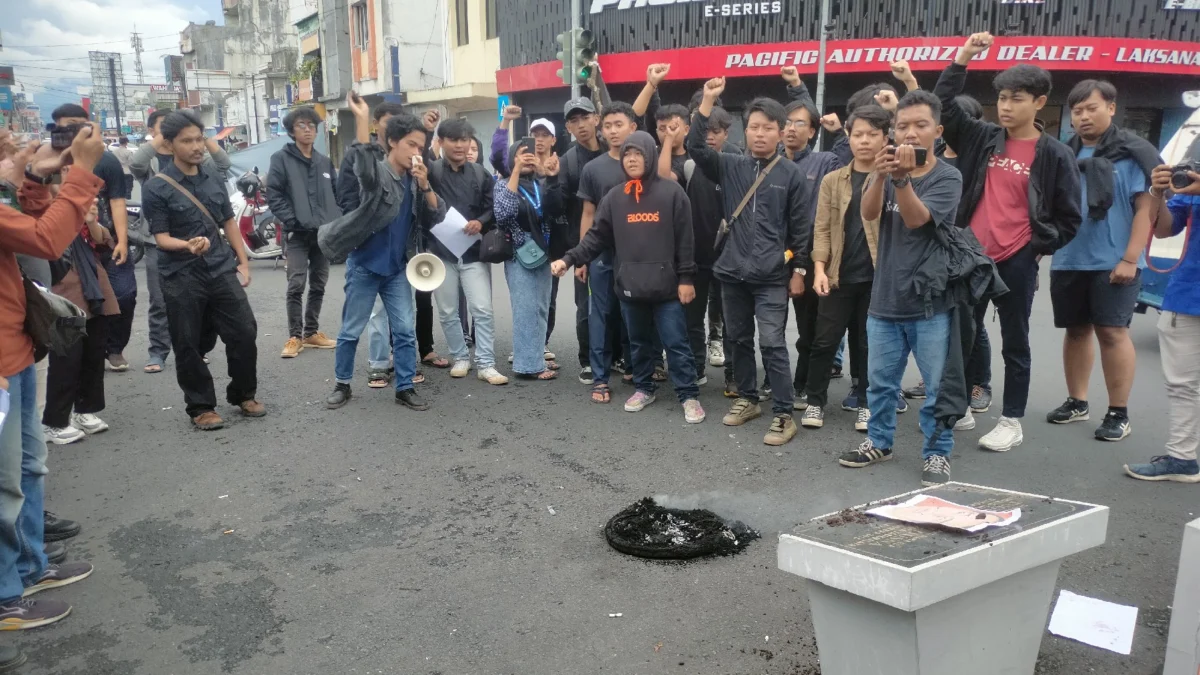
left=1162, top=194, right=1200, bottom=316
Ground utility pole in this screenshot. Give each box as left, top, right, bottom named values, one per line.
left=251, top=73, right=260, bottom=145
left=108, top=57, right=121, bottom=136
left=569, top=0, right=581, bottom=100
left=814, top=0, right=831, bottom=118
left=131, top=29, right=145, bottom=84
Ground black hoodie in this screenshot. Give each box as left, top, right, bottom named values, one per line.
left=562, top=131, right=695, bottom=303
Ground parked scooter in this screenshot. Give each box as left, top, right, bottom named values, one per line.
left=228, top=168, right=284, bottom=266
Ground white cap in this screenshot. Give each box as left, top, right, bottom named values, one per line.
left=530, top=118, right=556, bottom=137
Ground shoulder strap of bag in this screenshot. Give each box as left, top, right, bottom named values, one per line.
left=156, top=173, right=220, bottom=228
left=684, top=159, right=695, bottom=189
left=728, top=155, right=782, bottom=225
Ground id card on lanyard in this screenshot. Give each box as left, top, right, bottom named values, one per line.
left=518, top=183, right=548, bottom=244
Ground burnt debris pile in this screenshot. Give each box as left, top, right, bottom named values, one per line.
left=605, top=497, right=760, bottom=560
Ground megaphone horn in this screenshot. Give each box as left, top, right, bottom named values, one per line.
left=406, top=252, right=446, bottom=292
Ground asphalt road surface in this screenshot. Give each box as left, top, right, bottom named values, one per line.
left=19, top=259, right=1192, bottom=675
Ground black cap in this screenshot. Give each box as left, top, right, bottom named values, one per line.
left=563, top=97, right=596, bottom=117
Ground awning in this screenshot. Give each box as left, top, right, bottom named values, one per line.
left=213, top=125, right=240, bottom=141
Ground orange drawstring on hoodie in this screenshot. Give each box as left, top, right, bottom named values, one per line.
left=624, top=179, right=643, bottom=203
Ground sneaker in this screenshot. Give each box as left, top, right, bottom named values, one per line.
left=104, top=354, right=129, bottom=372
left=793, top=391, right=808, bottom=411
left=759, top=382, right=772, bottom=403
left=896, top=394, right=909, bottom=414
left=70, top=413, right=108, bottom=435
left=191, top=411, right=225, bottom=430
left=43, top=425, right=84, bottom=445
left=624, top=391, right=656, bottom=412
left=302, top=332, right=336, bottom=349
left=969, top=385, right=992, bottom=413
left=980, top=416, right=1023, bottom=452
left=902, top=380, right=927, bottom=399
left=722, top=398, right=763, bottom=426
left=855, top=407, right=870, bottom=432
left=764, top=414, right=798, bottom=446
left=44, top=542, right=67, bottom=565
left=544, top=349, right=556, bottom=361
left=1095, top=412, right=1131, bottom=442
left=723, top=377, right=738, bottom=398
left=683, top=399, right=705, bottom=424
left=450, top=360, right=471, bottom=378
left=477, top=367, right=509, bottom=386
left=921, top=455, right=952, bottom=486
left=800, top=405, right=824, bottom=428
left=508, top=353, right=514, bottom=363
left=830, top=363, right=843, bottom=379
left=0, top=646, right=26, bottom=670
left=0, top=598, right=71, bottom=630
left=1047, top=397, right=1090, bottom=424
left=1124, top=455, right=1200, bottom=483
left=22, top=562, right=93, bottom=597
left=696, top=375, right=708, bottom=386
left=396, top=389, right=430, bottom=411
left=238, top=400, right=266, bottom=417
left=839, top=439, right=892, bottom=467
left=954, top=409, right=976, bottom=431
left=43, top=512, right=81, bottom=542
left=578, top=366, right=594, bottom=385
left=841, top=388, right=860, bottom=412
left=708, top=340, right=725, bottom=367
left=326, top=383, right=352, bottom=409
left=611, top=358, right=627, bottom=374
left=281, top=336, right=303, bottom=358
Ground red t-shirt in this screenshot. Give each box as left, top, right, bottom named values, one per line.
left=969, top=137, right=1038, bottom=262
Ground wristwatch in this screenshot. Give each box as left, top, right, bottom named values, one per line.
left=25, top=168, right=53, bottom=185
left=890, top=175, right=911, bottom=189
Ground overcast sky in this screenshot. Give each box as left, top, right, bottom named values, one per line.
left=0, top=0, right=218, bottom=121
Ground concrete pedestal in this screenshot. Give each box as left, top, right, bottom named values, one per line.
left=778, top=483, right=1108, bottom=675
left=1165, top=517, right=1200, bottom=675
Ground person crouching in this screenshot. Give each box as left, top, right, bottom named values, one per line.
left=551, top=131, right=703, bottom=423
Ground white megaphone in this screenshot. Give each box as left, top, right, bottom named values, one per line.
left=406, top=252, right=446, bottom=292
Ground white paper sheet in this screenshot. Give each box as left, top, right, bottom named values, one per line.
left=1047, top=590, right=1138, bottom=655
left=865, top=494, right=1020, bottom=532
left=430, top=207, right=481, bottom=260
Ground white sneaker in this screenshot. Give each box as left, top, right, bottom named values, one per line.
left=43, top=425, right=85, bottom=445
left=708, top=340, right=725, bottom=367
left=979, top=416, right=1023, bottom=452
left=955, top=409, right=976, bottom=431
left=477, top=367, right=509, bottom=385
left=450, top=360, right=471, bottom=378
left=70, top=413, right=109, bottom=435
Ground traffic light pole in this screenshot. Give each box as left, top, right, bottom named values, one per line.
left=570, top=0, right=581, bottom=100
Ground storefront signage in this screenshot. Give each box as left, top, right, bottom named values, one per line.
left=589, top=0, right=783, bottom=17
left=1164, top=0, right=1200, bottom=8
left=498, top=36, right=1200, bottom=93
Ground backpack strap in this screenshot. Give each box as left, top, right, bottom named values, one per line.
left=684, top=159, right=696, bottom=189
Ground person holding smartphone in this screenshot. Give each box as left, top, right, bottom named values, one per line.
left=841, top=91, right=964, bottom=487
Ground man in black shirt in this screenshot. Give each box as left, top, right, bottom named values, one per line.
left=142, top=111, right=262, bottom=431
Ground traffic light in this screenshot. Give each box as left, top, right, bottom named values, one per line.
left=555, top=27, right=596, bottom=86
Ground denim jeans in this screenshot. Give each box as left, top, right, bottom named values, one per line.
left=867, top=312, right=954, bottom=458
left=335, top=262, right=418, bottom=391
left=722, top=280, right=794, bottom=415
left=505, top=260, right=552, bottom=375
left=621, top=299, right=699, bottom=402
left=144, top=246, right=173, bottom=364
left=0, top=365, right=49, bottom=603
left=367, top=299, right=391, bottom=371
left=574, top=276, right=590, bottom=368
left=432, top=261, right=495, bottom=369
left=588, top=251, right=628, bottom=385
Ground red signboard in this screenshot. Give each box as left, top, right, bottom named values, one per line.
left=497, top=36, right=1200, bottom=93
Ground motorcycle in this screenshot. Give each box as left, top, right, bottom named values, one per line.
left=228, top=168, right=285, bottom=267
left=124, top=199, right=146, bottom=266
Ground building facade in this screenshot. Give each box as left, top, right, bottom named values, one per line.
left=496, top=0, right=1200, bottom=149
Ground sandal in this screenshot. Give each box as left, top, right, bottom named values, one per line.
left=622, top=372, right=634, bottom=384
left=413, top=371, right=426, bottom=384
left=143, top=363, right=163, bottom=374
left=545, top=360, right=560, bottom=371
left=516, top=370, right=558, bottom=381
left=422, top=352, right=450, bottom=368
left=652, top=365, right=668, bottom=382
left=591, top=383, right=611, bottom=404
left=368, top=368, right=392, bottom=389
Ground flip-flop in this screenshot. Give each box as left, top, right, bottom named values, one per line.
left=421, top=353, right=450, bottom=368
left=144, top=363, right=163, bottom=374
left=413, top=371, right=426, bottom=384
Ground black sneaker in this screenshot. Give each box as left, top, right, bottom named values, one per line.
left=611, top=359, right=628, bottom=374
left=793, top=390, right=808, bottom=411
left=44, top=542, right=67, bottom=565
left=921, top=455, right=951, bottom=486
left=43, top=511, right=80, bottom=542
left=326, top=383, right=352, bottom=409
left=578, top=366, right=594, bottom=385
left=839, top=439, right=893, bottom=468
left=800, top=405, right=824, bottom=428
left=723, top=377, right=738, bottom=399
left=759, top=381, right=772, bottom=403
left=23, top=562, right=94, bottom=597
left=969, top=385, right=992, bottom=413
left=830, top=363, right=843, bottom=379
left=896, top=394, right=909, bottom=414
left=0, top=645, right=26, bottom=671
left=0, top=598, right=71, bottom=630
left=902, top=380, right=927, bottom=399
left=396, top=389, right=430, bottom=411
left=1095, top=411, right=1131, bottom=442
left=1047, top=397, right=1089, bottom=424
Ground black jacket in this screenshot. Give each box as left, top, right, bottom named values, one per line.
left=317, top=142, right=446, bottom=264
left=1066, top=124, right=1162, bottom=221
left=266, top=143, right=341, bottom=232
left=934, top=63, right=1083, bottom=255
left=562, top=132, right=695, bottom=302
left=425, top=158, right=496, bottom=264
left=687, top=110, right=809, bottom=285
left=335, top=151, right=363, bottom=214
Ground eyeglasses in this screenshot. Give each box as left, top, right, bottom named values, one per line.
left=783, top=120, right=810, bottom=129
left=294, top=122, right=317, bottom=131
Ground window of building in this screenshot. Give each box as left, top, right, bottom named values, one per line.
left=456, top=0, right=470, bottom=46
left=485, top=0, right=498, bottom=40
left=352, top=2, right=369, bottom=51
